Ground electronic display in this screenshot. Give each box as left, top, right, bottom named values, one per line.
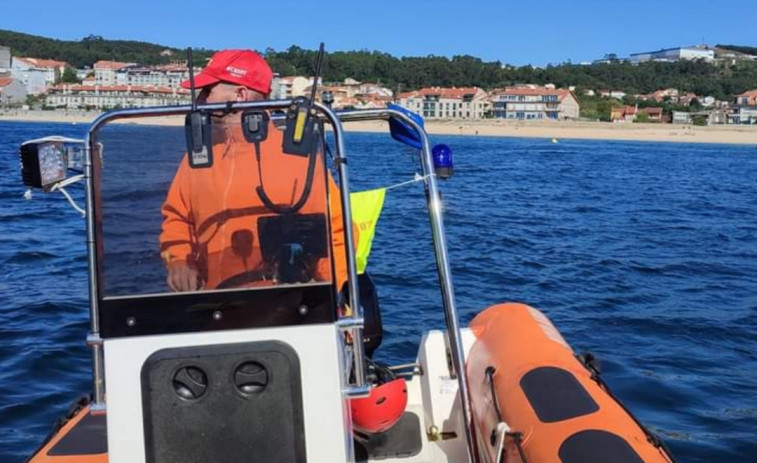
left=20, top=141, right=68, bottom=190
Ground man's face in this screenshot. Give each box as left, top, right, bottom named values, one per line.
left=197, top=83, right=266, bottom=104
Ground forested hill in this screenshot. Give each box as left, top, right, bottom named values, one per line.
left=2, top=29, right=756, bottom=99
left=266, top=47, right=757, bottom=99
left=0, top=30, right=215, bottom=67
left=717, top=44, right=757, bottom=56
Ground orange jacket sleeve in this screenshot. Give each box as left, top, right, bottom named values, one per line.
left=159, top=158, right=195, bottom=264
left=326, top=174, right=358, bottom=290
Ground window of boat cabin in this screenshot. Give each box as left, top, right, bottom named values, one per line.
left=94, top=116, right=337, bottom=302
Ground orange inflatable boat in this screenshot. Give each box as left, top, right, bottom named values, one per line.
left=467, top=303, right=676, bottom=463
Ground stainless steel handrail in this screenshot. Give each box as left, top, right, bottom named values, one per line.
left=81, top=135, right=105, bottom=410
left=338, top=108, right=478, bottom=462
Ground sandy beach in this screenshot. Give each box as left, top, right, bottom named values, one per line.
left=2, top=110, right=756, bottom=145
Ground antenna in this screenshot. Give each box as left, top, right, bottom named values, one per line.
left=309, top=43, right=325, bottom=103
left=187, top=47, right=198, bottom=110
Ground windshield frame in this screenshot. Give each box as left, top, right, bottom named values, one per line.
left=85, top=100, right=349, bottom=336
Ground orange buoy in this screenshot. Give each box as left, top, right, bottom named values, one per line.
left=467, top=303, right=675, bottom=463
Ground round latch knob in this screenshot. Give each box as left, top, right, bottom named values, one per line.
left=234, top=361, right=268, bottom=395
left=172, top=366, right=208, bottom=400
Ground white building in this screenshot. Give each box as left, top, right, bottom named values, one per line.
left=76, top=68, right=93, bottom=80
left=11, top=57, right=70, bottom=95
left=0, top=46, right=11, bottom=71
left=115, top=64, right=190, bottom=87
left=399, top=87, right=490, bottom=119
left=600, top=90, right=627, bottom=100
left=729, top=90, right=757, bottom=124
left=94, top=61, right=136, bottom=86
left=275, top=76, right=319, bottom=99
left=672, top=111, right=692, bottom=124
left=491, top=86, right=580, bottom=120
left=0, top=77, right=27, bottom=105
left=729, top=106, right=757, bottom=124
left=629, top=46, right=715, bottom=63
left=46, top=84, right=191, bottom=110
left=11, top=62, right=47, bottom=95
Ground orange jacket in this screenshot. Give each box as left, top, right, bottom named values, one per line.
left=159, top=121, right=352, bottom=289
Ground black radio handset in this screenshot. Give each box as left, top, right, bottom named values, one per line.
left=184, top=47, right=214, bottom=168
left=282, top=43, right=324, bottom=157
left=242, top=110, right=269, bottom=143
left=255, top=43, right=325, bottom=215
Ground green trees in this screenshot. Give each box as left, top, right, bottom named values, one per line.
left=2, top=29, right=756, bottom=100
left=577, top=95, right=620, bottom=121
left=59, top=67, right=79, bottom=84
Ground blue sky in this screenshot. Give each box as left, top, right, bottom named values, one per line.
left=2, top=0, right=755, bottom=66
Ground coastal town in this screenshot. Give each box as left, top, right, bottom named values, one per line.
left=1, top=43, right=756, bottom=129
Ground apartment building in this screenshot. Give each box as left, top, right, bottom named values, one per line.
left=116, top=64, right=190, bottom=87
left=11, top=57, right=71, bottom=95
left=94, top=61, right=136, bottom=86
left=491, top=86, right=580, bottom=120
left=46, top=84, right=191, bottom=109
left=399, top=87, right=490, bottom=119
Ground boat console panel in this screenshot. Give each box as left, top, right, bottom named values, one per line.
left=100, top=283, right=336, bottom=338
left=141, top=341, right=306, bottom=463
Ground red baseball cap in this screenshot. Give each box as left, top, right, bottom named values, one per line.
left=181, top=49, right=273, bottom=95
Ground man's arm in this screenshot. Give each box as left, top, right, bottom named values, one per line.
left=160, top=158, right=203, bottom=291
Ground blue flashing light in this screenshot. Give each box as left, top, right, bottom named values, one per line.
left=388, top=103, right=424, bottom=149
left=432, top=144, right=453, bottom=179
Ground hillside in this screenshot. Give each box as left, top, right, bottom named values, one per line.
left=716, top=44, right=757, bottom=56
left=2, top=29, right=756, bottom=99
left=0, top=29, right=214, bottom=67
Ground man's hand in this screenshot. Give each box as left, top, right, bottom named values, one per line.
left=166, top=261, right=204, bottom=292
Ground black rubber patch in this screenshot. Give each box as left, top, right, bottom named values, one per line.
left=520, top=366, right=599, bottom=423
left=141, top=341, right=305, bottom=463
left=559, top=429, right=645, bottom=463
left=354, top=412, right=423, bottom=461
left=47, top=412, right=108, bottom=456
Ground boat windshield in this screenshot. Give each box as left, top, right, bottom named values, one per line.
left=95, top=114, right=336, bottom=298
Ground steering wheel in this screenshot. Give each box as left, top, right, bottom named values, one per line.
left=215, top=269, right=272, bottom=290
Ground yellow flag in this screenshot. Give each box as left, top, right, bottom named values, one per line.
left=350, top=188, right=387, bottom=274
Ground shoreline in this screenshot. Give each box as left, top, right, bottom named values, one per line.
left=2, top=110, right=756, bottom=145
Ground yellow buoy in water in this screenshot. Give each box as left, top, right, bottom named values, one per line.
left=551, top=138, right=558, bottom=143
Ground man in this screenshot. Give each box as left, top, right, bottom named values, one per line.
left=159, top=49, right=352, bottom=291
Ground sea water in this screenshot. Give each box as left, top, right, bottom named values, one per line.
left=1, top=120, right=755, bottom=462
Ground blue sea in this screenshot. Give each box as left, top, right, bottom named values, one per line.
left=1, top=120, right=756, bottom=462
